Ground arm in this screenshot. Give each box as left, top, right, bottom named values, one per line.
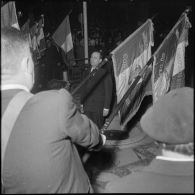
left=58, top=89, right=105, bottom=151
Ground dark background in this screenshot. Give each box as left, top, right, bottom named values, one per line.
left=2, top=0, right=194, bottom=88
left=14, top=0, right=193, bottom=42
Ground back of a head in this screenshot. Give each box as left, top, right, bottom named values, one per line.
left=1, top=27, right=30, bottom=79
left=140, top=87, right=194, bottom=145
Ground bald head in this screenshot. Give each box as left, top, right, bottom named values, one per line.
left=1, top=27, right=31, bottom=77
left=1, top=27, right=34, bottom=90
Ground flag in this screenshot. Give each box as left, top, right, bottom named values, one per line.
left=30, top=23, right=40, bottom=63
left=170, top=14, right=191, bottom=90
left=1, top=1, right=20, bottom=30
left=152, top=13, right=191, bottom=103
left=21, top=19, right=30, bottom=32
left=52, top=15, right=75, bottom=66
left=111, top=19, right=154, bottom=127
left=36, top=18, right=46, bottom=53
left=30, top=23, right=38, bottom=50
left=120, top=65, right=152, bottom=127
left=21, top=19, right=32, bottom=48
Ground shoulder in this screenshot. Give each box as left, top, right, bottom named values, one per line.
left=28, top=89, right=75, bottom=120
left=35, top=88, right=70, bottom=97
left=32, top=89, right=72, bottom=105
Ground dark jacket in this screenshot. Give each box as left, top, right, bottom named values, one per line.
left=80, top=67, right=113, bottom=113
left=1, top=88, right=102, bottom=193
left=105, top=158, right=194, bottom=193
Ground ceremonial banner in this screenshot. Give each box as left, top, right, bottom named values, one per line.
left=111, top=19, right=154, bottom=127
left=21, top=19, right=32, bottom=48
left=22, top=17, right=46, bottom=62
left=30, top=24, right=38, bottom=51
left=36, top=18, right=46, bottom=53
left=30, top=23, right=41, bottom=63
left=120, top=64, right=153, bottom=127
left=1, top=1, right=20, bottom=30
left=52, top=15, right=75, bottom=66
left=152, top=13, right=191, bottom=102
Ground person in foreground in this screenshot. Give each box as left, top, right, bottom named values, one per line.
left=105, top=87, right=194, bottom=193
left=1, top=27, right=106, bottom=193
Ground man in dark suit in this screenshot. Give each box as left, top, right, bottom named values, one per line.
left=80, top=51, right=113, bottom=129
left=105, top=87, right=194, bottom=193
left=1, top=27, right=106, bottom=193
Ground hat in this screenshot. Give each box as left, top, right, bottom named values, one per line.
left=140, top=87, right=194, bottom=144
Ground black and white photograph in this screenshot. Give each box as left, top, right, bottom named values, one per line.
left=1, top=0, right=193, bottom=193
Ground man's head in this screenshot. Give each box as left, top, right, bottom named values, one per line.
left=1, top=27, right=34, bottom=90
left=90, top=51, right=102, bottom=68
left=140, top=87, right=194, bottom=145
left=140, top=87, right=194, bottom=156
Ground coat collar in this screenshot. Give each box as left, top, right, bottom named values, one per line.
left=144, top=158, right=194, bottom=176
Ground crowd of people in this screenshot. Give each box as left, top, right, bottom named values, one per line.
left=73, top=26, right=124, bottom=56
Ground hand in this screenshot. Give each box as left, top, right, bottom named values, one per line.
left=90, top=133, right=107, bottom=152
left=100, top=134, right=106, bottom=145
left=103, top=108, right=109, bottom=117
left=80, top=105, right=84, bottom=113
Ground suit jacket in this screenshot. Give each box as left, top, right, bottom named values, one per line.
left=105, top=158, right=194, bottom=193
left=80, top=67, right=113, bottom=112
left=1, top=88, right=102, bottom=193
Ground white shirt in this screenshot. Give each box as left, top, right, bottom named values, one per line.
left=156, top=155, right=194, bottom=162
left=1, top=84, right=30, bottom=92
left=91, top=68, right=96, bottom=72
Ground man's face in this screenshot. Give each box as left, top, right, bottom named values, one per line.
left=90, top=52, right=101, bottom=67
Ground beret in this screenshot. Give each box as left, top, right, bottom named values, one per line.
left=140, top=87, right=194, bottom=144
